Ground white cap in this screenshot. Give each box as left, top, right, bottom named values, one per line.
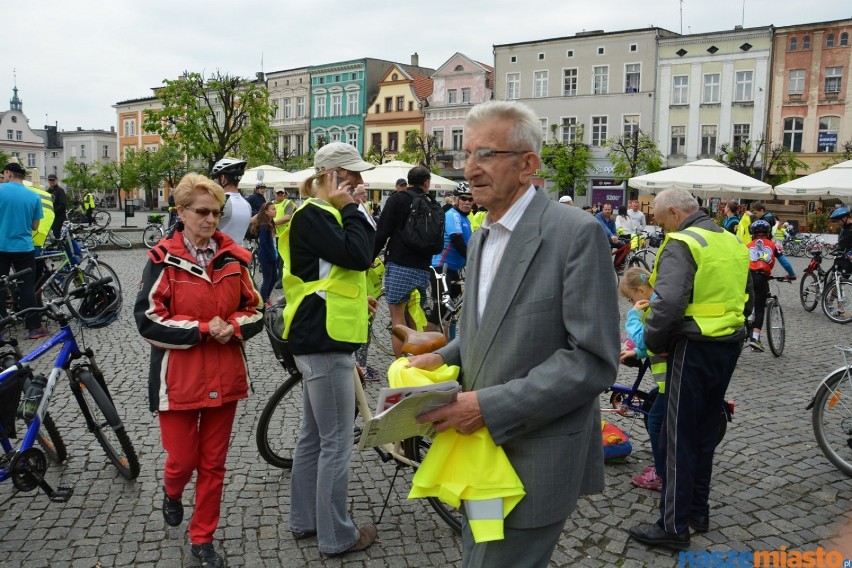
left=558, top=195, right=573, bottom=204
left=314, top=142, right=375, bottom=172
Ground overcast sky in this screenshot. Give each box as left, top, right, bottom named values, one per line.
left=9, top=1, right=848, bottom=133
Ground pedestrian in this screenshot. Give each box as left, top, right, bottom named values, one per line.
left=280, top=142, right=377, bottom=558
left=247, top=183, right=267, bottom=216
left=408, top=100, right=620, bottom=568
left=210, top=157, right=252, bottom=246
left=373, top=165, right=436, bottom=356
left=722, top=200, right=740, bottom=234
left=628, top=187, right=751, bottom=550
left=251, top=201, right=279, bottom=305
left=82, top=189, right=96, bottom=225
left=134, top=172, right=264, bottom=568
left=394, top=178, right=408, bottom=192
left=428, top=182, right=472, bottom=331
left=0, top=162, right=48, bottom=339
left=627, top=199, right=647, bottom=230
left=47, top=173, right=68, bottom=240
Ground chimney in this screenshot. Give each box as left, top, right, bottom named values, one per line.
left=77, top=127, right=82, bottom=131
left=256, top=71, right=265, bottom=83
left=411, top=52, right=419, bottom=67
left=110, top=125, right=115, bottom=133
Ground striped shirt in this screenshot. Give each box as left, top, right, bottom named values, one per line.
left=477, top=186, right=536, bottom=324
left=182, top=234, right=218, bottom=271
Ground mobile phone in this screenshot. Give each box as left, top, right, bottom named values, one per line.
left=330, top=170, right=338, bottom=191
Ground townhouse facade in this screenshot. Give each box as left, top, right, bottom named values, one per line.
left=60, top=126, right=118, bottom=168
left=0, top=86, right=46, bottom=178
left=112, top=95, right=163, bottom=203
left=768, top=18, right=852, bottom=173
left=363, top=63, right=433, bottom=159
left=266, top=67, right=310, bottom=159
left=494, top=27, right=677, bottom=203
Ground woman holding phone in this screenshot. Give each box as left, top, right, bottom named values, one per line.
left=278, top=143, right=378, bottom=557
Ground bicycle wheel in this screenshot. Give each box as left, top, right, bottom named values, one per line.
left=72, top=370, right=140, bottom=479
left=401, top=436, right=463, bottom=534
left=812, top=368, right=852, bottom=476
left=82, top=234, right=100, bottom=250
left=627, top=255, right=650, bottom=271
left=765, top=298, right=785, bottom=357
left=256, top=373, right=303, bottom=469
left=94, top=210, right=111, bottom=228
left=799, top=272, right=821, bottom=312
left=142, top=225, right=165, bottom=248
left=107, top=231, right=132, bottom=249
left=68, top=210, right=86, bottom=224
left=822, top=279, right=852, bottom=324
left=28, top=413, right=68, bottom=464
left=80, top=259, right=122, bottom=291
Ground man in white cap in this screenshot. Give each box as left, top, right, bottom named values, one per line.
left=558, top=195, right=574, bottom=206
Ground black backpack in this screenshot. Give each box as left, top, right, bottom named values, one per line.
left=399, top=189, right=445, bottom=255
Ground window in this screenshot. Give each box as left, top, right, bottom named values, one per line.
left=593, top=66, right=608, bottom=95
left=297, top=97, right=306, bottom=117
left=566, top=49, right=574, bottom=58
left=825, top=67, right=842, bottom=93
left=673, top=75, right=689, bottom=104
left=347, top=92, right=358, bottom=115
left=538, top=53, right=545, bottom=60
left=295, top=134, right=304, bottom=155
left=783, top=117, right=804, bottom=152
left=123, top=119, right=136, bottom=136
left=454, top=64, right=464, bottom=71
left=733, top=124, right=750, bottom=148
left=827, top=34, right=835, bottom=48
left=539, top=118, right=548, bottom=142
left=561, top=117, right=577, bottom=143
left=396, top=96, right=405, bottom=111
left=842, top=33, right=849, bottom=46
left=330, top=130, right=341, bottom=142
left=506, top=73, right=520, bottom=99
left=447, top=89, right=457, bottom=104
left=597, top=47, right=605, bottom=55
left=623, top=115, right=640, bottom=137
left=27, top=153, right=35, bottom=167
left=510, top=55, right=517, bottom=63
left=315, top=95, right=327, bottom=118
left=384, top=97, right=393, bottom=112
left=408, top=101, right=413, bottom=111
left=803, top=36, right=811, bottom=49
left=283, top=98, right=292, bottom=119
left=788, top=69, right=805, bottom=95
left=15, top=130, right=22, bottom=141
left=703, top=74, right=721, bottom=103
left=591, top=116, right=608, bottom=146
left=735, top=70, right=753, bottom=101
left=432, top=128, right=444, bottom=149
left=51, top=151, right=58, bottom=158
left=629, top=44, right=638, bottom=52
left=789, top=37, right=798, bottom=51
left=461, top=88, right=471, bottom=103
left=625, top=64, right=640, bottom=92
left=347, top=131, right=358, bottom=148
left=70, top=145, right=77, bottom=158
left=818, top=116, right=840, bottom=153
left=533, top=71, right=548, bottom=98
left=371, top=133, right=382, bottom=153
left=451, top=128, right=464, bottom=151
left=563, top=68, right=578, bottom=96
left=331, top=94, right=343, bottom=116
left=80, top=144, right=86, bottom=158
left=700, top=125, right=717, bottom=156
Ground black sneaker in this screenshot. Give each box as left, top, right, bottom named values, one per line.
left=162, top=486, right=183, bottom=527
left=191, top=543, right=224, bottom=568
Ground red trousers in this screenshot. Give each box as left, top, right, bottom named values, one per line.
left=159, top=401, right=238, bottom=544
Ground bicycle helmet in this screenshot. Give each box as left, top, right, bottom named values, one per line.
left=829, top=206, right=850, bottom=221
left=76, top=282, right=121, bottom=328
left=210, top=158, right=247, bottom=181
left=749, top=220, right=772, bottom=235
left=255, top=182, right=267, bottom=190
left=453, top=182, right=471, bottom=196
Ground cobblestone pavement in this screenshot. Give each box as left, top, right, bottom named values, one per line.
left=0, top=249, right=850, bottom=567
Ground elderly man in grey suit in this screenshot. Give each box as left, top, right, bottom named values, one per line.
left=410, top=100, right=620, bottom=568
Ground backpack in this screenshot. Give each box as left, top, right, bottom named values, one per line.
left=399, top=189, right=445, bottom=255
left=601, top=419, right=632, bottom=463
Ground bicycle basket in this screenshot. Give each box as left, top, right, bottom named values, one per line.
left=147, top=214, right=165, bottom=224
left=264, top=298, right=298, bottom=375
left=77, top=282, right=122, bottom=328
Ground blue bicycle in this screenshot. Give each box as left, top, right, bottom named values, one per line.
left=0, top=271, right=139, bottom=502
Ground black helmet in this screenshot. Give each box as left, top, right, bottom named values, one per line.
left=829, top=206, right=850, bottom=221
left=210, top=158, right=247, bottom=181
left=749, top=220, right=772, bottom=235
left=76, top=282, right=121, bottom=328
left=453, top=182, right=470, bottom=196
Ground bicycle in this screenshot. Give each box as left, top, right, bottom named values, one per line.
left=800, top=249, right=829, bottom=312
left=142, top=211, right=178, bottom=249
left=807, top=345, right=852, bottom=476
left=67, top=200, right=110, bottom=228
left=427, top=266, right=464, bottom=340
left=78, top=226, right=133, bottom=250
left=745, top=276, right=794, bottom=357
left=0, top=274, right=140, bottom=501
left=255, top=301, right=462, bottom=533
left=821, top=250, right=852, bottom=324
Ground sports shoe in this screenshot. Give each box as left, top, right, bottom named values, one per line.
left=191, top=543, right=224, bottom=568
left=27, top=327, right=49, bottom=340
left=364, top=367, right=380, bottom=382
left=631, top=468, right=663, bottom=491
left=162, top=486, right=183, bottom=527
left=747, top=338, right=765, bottom=352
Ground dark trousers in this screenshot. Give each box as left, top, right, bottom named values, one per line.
left=658, top=338, right=740, bottom=534
left=85, top=208, right=94, bottom=225
left=0, top=251, right=41, bottom=330
left=51, top=213, right=66, bottom=240
left=259, top=257, right=277, bottom=303
left=751, top=270, right=769, bottom=330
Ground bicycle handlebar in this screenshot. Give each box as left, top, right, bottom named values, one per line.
left=0, top=276, right=114, bottom=328
left=0, top=267, right=32, bottom=288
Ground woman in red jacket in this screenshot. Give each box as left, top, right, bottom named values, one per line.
left=134, top=173, right=263, bottom=568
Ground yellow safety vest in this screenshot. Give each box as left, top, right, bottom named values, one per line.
left=735, top=212, right=751, bottom=244
left=25, top=183, right=55, bottom=247
left=279, top=199, right=368, bottom=343
left=469, top=210, right=487, bottom=232
left=650, top=227, right=749, bottom=338
left=388, top=359, right=526, bottom=543
left=83, top=192, right=96, bottom=210
left=274, top=199, right=294, bottom=238
left=639, top=309, right=667, bottom=393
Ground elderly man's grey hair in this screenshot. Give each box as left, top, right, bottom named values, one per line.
left=654, top=188, right=699, bottom=214
left=466, top=100, right=542, bottom=153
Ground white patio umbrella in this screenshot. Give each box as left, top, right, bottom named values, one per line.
left=237, top=165, right=293, bottom=190
left=361, top=160, right=458, bottom=191
left=774, top=160, right=852, bottom=199
left=280, top=167, right=317, bottom=189
left=628, top=159, right=772, bottom=198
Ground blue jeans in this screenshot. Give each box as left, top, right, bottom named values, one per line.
left=647, top=388, right=665, bottom=478
left=290, top=352, right=360, bottom=555
left=258, top=256, right=277, bottom=302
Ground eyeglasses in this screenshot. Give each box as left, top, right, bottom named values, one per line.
left=453, top=148, right=530, bottom=169
left=185, top=207, right=223, bottom=218
left=458, top=196, right=474, bottom=202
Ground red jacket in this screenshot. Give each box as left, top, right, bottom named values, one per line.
left=134, top=230, right=264, bottom=412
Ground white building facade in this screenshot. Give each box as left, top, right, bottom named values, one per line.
left=266, top=67, right=310, bottom=159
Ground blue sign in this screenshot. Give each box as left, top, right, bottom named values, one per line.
left=818, top=132, right=838, bottom=146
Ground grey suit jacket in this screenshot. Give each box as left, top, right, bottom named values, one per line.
left=436, top=188, right=620, bottom=529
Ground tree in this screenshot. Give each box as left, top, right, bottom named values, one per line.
left=540, top=125, right=593, bottom=196
left=605, top=130, right=662, bottom=193
left=158, top=145, right=189, bottom=194
left=122, top=148, right=170, bottom=209
left=396, top=130, right=443, bottom=172
left=143, top=70, right=277, bottom=172
left=97, top=160, right=136, bottom=203
left=821, top=140, right=852, bottom=168
left=762, top=144, right=809, bottom=187
left=716, top=137, right=767, bottom=177
left=63, top=158, right=101, bottom=200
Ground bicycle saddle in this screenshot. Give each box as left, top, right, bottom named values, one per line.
left=392, top=325, right=448, bottom=356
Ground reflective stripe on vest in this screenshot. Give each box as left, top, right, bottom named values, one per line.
left=279, top=199, right=368, bottom=343
left=465, top=499, right=505, bottom=543
left=650, top=227, right=749, bottom=338
left=639, top=309, right=668, bottom=392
